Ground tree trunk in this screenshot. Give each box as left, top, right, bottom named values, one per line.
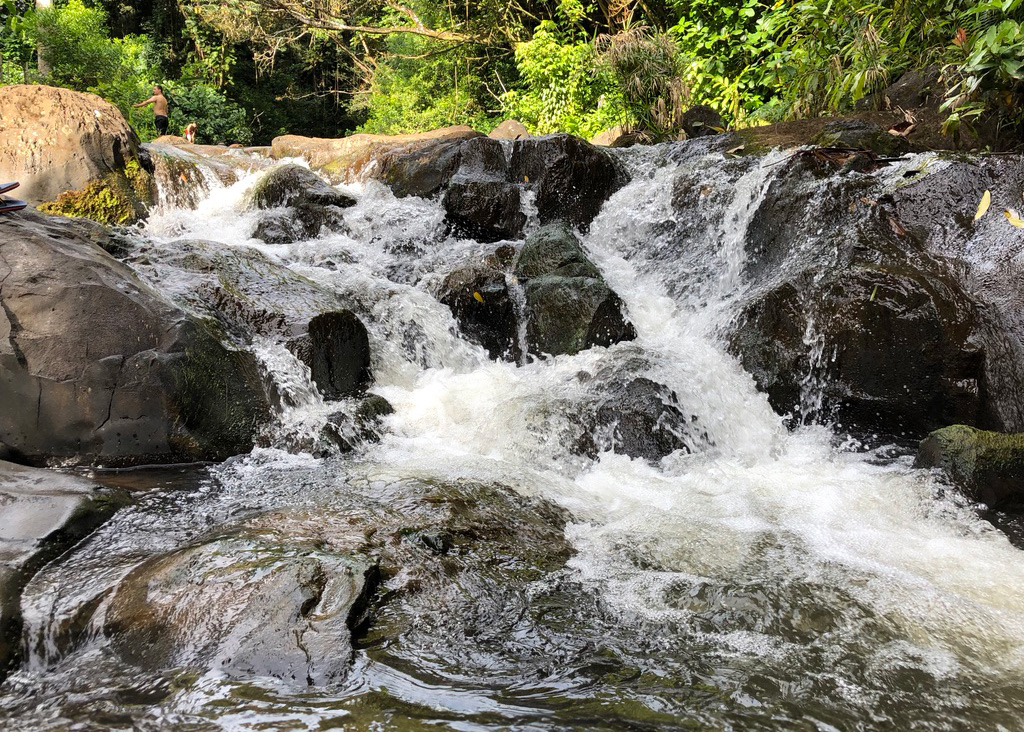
left=35, top=0, right=51, bottom=77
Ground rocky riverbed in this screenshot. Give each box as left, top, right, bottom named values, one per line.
left=2, top=85, right=1024, bottom=731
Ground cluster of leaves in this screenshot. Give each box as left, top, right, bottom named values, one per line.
left=501, top=20, right=624, bottom=138
left=3, top=0, right=1024, bottom=146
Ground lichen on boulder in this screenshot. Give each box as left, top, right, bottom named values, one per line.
left=916, top=425, right=1024, bottom=509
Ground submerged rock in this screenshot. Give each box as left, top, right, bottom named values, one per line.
left=575, top=376, right=707, bottom=461
left=318, top=395, right=396, bottom=455
left=0, top=462, right=125, bottom=680
left=96, top=477, right=569, bottom=689
left=0, top=213, right=270, bottom=467
left=916, top=425, right=1024, bottom=509
left=105, top=535, right=377, bottom=685
left=514, top=222, right=635, bottom=357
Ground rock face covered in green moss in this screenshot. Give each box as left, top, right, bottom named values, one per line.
left=37, top=159, right=155, bottom=226
left=916, top=425, right=1024, bottom=509
left=0, top=212, right=270, bottom=467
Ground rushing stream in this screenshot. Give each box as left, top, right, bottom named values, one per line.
left=2, top=143, right=1024, bottom=731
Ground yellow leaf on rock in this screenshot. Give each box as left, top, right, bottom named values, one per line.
left=1005, top=209, right=1024, bottom=228
left=976, top=190, right=991, bottom=221
left=473, top=291, right=484, bottom=303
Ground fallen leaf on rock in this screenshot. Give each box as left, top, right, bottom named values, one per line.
left=1005, top=209, right=1024, bottom=228
left=473, top=291, right=484, bottom=303
left=975, top=190, right=991, bottom=221
left=888, top=216, right=908, bottom=236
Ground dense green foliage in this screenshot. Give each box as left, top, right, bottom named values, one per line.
left=1, top=0, right=1022, bottom=144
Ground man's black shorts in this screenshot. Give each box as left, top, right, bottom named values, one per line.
left=154, top=115, right=169, bottom=136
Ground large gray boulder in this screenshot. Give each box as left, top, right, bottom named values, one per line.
left=0, top=85, right=141, bottom=205
left=0, top=213, right=270, bottom=466
left=1, top=462, right=125, bottom=680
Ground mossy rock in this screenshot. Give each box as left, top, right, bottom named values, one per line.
left=916, top=425, right=1024, bottom=509
left=38, top=160, right=155, bottom=226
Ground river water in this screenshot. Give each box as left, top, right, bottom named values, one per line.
left=2, top=144, right=1023, bottom=731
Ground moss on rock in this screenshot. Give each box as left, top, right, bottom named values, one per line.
left=916, top=425, right=1024, bottom=509
left=38, top=160, right=155, bottom=226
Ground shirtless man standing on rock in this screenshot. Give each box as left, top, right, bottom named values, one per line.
left=134, top=85, right=169, bottom=137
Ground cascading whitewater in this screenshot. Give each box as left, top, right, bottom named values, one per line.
left=2, top=142, right=1024, bottom=732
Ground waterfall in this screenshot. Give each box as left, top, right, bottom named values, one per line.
left=4, top=143, right=1024, bottom=732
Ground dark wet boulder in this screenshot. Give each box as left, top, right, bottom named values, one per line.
left=1, top=462, right=126, bottom=680
left=510, top=134, right=629, bottom=229
left=378, top=136, right=526, bottom=241
left=438, top=262, right=520, bottom=362
left=443, top=179, right=524, bottom=242
left=916, top=425, right=1024, bottom=510
left=377, top=138, right=470, bottom=199
left=249, top=164, right=354, bottom=243
left=0, top=213, right=270, bottom=467
left=514, top=222, right=635, bottom=357
left=514, top=221, right=602, bottom=280
left=731, top=263, right=992, bottom=438
left=318, top=395, right=396, bottom=455
left=252, top=211, right=310, bottom=245
left=251, top=163, right=355, bottom=210
left=104, top=533, right=378, bottom=685
left=286, top=311, right=372, bottom=400
left=682, top=105, right=725, bottom=138
left=575, top=376, right=706, bottom=461
left=522, top=278, right=636, bottom=357
left=813, top=119, right=911, bottom=157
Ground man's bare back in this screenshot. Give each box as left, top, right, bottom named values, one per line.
left=134, top=85, right=169, bottom=136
